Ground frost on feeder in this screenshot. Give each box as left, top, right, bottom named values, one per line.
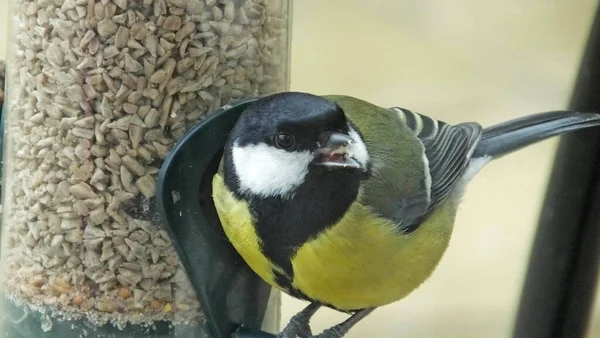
left=0, top=0, right=291, bottom=336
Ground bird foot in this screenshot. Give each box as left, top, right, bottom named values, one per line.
left=277, top=316, right=313, bottom=338
left=310, top=325, right=346, bottom=338
left=277, top=303, right=321, bottom=338
left=309, top=307, right=375, bottom=338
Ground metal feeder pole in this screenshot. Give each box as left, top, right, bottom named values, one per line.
left=513, top=3, right=600, bottom=337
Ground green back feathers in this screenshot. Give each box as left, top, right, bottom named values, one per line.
left=324, top=95, right=432, bottom=229
left=324, top=95, right=483, bottom=231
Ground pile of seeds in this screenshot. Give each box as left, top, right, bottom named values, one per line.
left=3, top=0, right=289, bottom=328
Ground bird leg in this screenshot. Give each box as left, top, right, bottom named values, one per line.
left=311, top=308, right=376, bottom=338
left=278, top=302, right=322, bottom=338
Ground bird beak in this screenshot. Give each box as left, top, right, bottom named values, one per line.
left=313, top=132, right=361, bottom=169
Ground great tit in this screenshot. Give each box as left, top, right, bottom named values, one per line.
left=211, top=92, right=600, bottom=338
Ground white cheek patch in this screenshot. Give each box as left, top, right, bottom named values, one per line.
left=348, top=127, right=370, bottom=167
left=232, top=142, right=313, bottom=198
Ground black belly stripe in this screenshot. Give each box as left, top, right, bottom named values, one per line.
left=273, top=270, right=313, bottom=301
left=273, top=269, right=362, bottom=312
left=246, top=168, right=363, bottom=282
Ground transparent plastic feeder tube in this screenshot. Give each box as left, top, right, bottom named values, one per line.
left=0, top=0, right=291, bottom=336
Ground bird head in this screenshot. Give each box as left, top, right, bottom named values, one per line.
left=223, top=92, right=370, bottom=199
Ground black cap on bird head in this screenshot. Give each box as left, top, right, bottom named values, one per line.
left=222, top=92, right=370, bottom=198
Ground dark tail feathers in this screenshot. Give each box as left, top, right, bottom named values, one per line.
left=473, top=110, right=600, bottom=158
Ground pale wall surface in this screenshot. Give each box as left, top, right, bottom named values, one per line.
left=0, top=0, right=6, bottom=60
left=1, top=1, right=600, bottom=337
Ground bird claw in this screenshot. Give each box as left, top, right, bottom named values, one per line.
left=310, top=325, right=346, bottom=338
left=277, top=317, right=313, bottom=338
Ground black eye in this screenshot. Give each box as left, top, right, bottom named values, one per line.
left=275, top=133, right=295, bottom=149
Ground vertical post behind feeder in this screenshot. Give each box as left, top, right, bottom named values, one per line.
left=513, top=3, right=600, bottom=338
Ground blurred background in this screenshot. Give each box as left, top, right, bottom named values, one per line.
left=1, top=0, right=600, bottom=337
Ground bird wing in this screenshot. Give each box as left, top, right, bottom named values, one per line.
left=390, top=107, right=482, bottom=230
left=324, top=95, right=482, bottom=232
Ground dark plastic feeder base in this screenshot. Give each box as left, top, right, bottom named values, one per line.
left=156, top=97, right=279, bottom=338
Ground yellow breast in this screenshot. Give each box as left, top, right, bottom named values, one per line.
left=212, top=173, right=282, bottom=288
left=212, top=173, right=457, bottom=310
